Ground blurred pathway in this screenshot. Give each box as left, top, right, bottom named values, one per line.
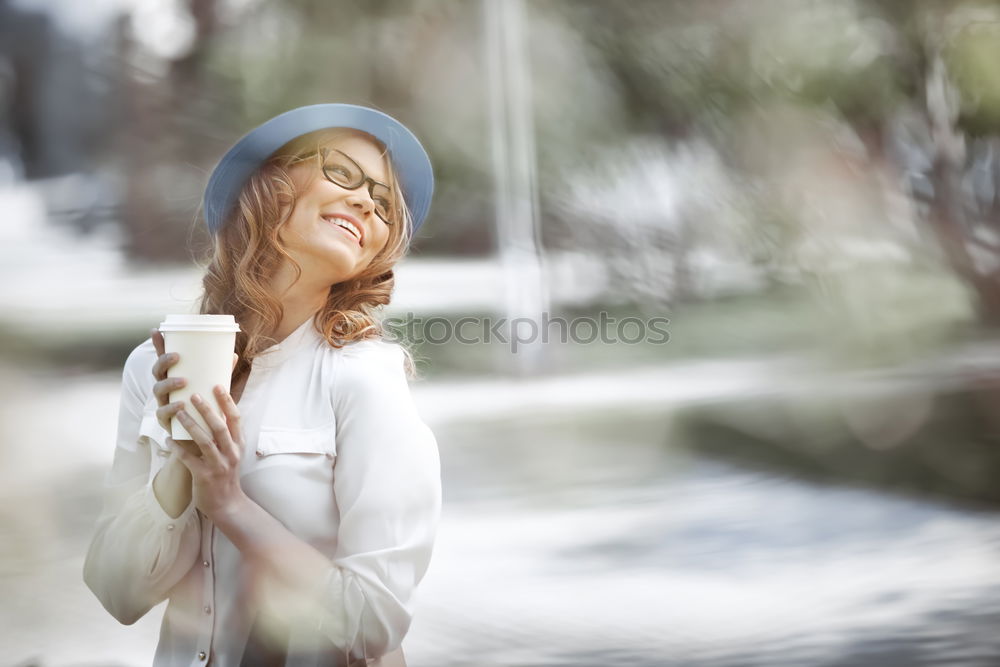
left=4, top=347, right=1000, bottom=665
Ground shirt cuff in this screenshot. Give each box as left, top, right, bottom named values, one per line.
left=316, top=564, right=363, bottom=650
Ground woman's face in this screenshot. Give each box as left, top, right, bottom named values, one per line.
left=279, top=132, right=395, bottom=287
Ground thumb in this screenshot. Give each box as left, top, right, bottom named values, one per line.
left=232, top=353, right=239, bottom=371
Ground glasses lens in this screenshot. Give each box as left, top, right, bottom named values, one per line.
left=371, top=183, right=396, bottom=222
left=323, top=154, right=362, bottom=187
left=322, top=150, right=398, bottom=224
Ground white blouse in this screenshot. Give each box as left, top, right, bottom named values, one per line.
left=83, top=314, right=442, bottom=666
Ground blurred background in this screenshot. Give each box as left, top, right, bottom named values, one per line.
left=4, top=0, right=1000, bottom=664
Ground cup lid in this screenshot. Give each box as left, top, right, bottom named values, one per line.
left=158, top=314, right=242, bottom=333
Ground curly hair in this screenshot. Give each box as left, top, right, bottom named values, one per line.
left=196, top=128, right=419, bottom=384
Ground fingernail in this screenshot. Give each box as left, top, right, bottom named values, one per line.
left=192, top=394, right=202, bottom=404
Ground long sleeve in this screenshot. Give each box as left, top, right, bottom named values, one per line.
left=318, top=341, right=442, bottom=659
left=82, top=341, right=201, bottom=625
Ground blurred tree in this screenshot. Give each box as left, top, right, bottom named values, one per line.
left=15, top=0, right=1000, bottom=281
left=0, top=0, right=93, bottom=180
left=553, top=0, right=1000, bottom=328
left=853, top=0, right=1000, bottom=326
left=116, top=0, right=230, bottom=263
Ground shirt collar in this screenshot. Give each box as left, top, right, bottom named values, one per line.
left=253, top=312, right=325, bottom=369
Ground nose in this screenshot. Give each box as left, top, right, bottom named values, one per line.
left=345, top=190, right=374, bottom=216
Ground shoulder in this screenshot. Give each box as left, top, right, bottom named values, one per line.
left=328, top=338, right=437, bottom=456
left=327, top=338, right=413, bottom=401
left=334, top=338, right=407, bottom=377
left=123, top=338, right=157, bottom=384
left=120, top=337, right=158, bottom=405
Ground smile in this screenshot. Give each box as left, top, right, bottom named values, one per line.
left=321, top=215, right=363, bottom=246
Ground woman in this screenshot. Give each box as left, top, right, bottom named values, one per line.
left=83, top=104, right=441, bottom=667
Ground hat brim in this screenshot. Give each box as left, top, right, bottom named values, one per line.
left=203, top=103, right=433, bottom=236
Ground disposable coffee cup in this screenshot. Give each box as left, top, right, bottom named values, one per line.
left=158, top=314, right=242, bottom=442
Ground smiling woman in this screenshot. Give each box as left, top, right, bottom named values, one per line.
left=271, top=131, right=399, bottom=298
left=82, top=104, right=440, bottom=667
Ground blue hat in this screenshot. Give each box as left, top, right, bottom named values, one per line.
left=203, top=103, right=434, bottom=236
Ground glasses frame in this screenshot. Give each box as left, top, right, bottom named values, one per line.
left=316, top=148, right=398, bottom=226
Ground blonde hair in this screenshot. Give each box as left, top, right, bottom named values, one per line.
left=196, top=128, right=420, bottom=383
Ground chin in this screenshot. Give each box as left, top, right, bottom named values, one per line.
left=314, top=245, right=359, bottom=269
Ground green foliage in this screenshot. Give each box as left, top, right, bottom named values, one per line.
left=945, top=19, right=1000, bottom=135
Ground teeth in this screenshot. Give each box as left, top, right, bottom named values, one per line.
left=325, top=217, right=360, bottom=242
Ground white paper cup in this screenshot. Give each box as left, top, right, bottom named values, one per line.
left=158, top=314, right=242, bottom=442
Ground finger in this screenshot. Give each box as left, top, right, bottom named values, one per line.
left=151, top=328, right=165, bottom=357
left=176, top=408, right=227, bottom=469
left=232, top=353, right=239, bottom=372
left=214, top=385, right=244, bottom=459
left=152, top=352, right=179, bottom=382
left=153, top=377, right=186, bottom=407
left=191, top=393, right=237, bottom=462
left=156, top=401, right=186, bottom=432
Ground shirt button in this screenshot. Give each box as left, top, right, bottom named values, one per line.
left=202, top=560, right=210, bottom=567
left=198, top=651, right=207, bottom=661
left=255, top=449, right=263, bottom=457
left=166, top=524, right=175, bottom=531
left=204, top=606, right=212, bottom=614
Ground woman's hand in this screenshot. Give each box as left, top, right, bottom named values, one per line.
left=151, top=328, right=200, bottom=458
left=172, top=385, right=248, bottom=522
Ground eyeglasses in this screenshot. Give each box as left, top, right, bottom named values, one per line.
left=317, top=148, right=398, bottom=226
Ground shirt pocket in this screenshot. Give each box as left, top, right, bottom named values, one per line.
left=245, top=423, right=339, bottom=536
left=255, top=422, right=337, bottom=461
